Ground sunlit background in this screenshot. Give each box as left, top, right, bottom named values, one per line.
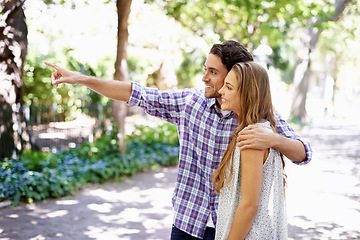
left=1, top=0, right=360, bottom=239
left=24, top=0, right=360, bottom=121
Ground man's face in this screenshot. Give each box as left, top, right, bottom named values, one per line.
left=202, top=54, right=228, bottom=103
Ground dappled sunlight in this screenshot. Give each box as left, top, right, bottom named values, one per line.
left=55, top=199, right=79, bottom=206
left=285, top=118, right=360, bottom=239
left=28, top=233, right=64, bottom=240
left=23, top=204, right=58, bottom=218
left=80, top=169, right=175, bottom=239
left=288, top=217, right=359, bottom=240
left=30, top=220, right=38, bottom=225
left=87, top=203, right=113, bottom=213
left=86, top=187, right=150, bottom=204
left=6, top=214, right=19, bottom=219
left=85, top=226, right=139, bottom=240
left=29, top=234, right=46, bottom=240
left=154, top=172, right=165, bottom=179
left=85, top=170, right=174, bottom=204
left=44, top=210, right=68, bottom=218
left=89, top=207, right=173, bottom=239
left=0, top=167, right=176, bottom=239
left=286, top=156, right=360, bottom=236
left=82, top=174, right=174, bottom=239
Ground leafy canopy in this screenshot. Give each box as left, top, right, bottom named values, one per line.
left=147, top=0, right=334, bottom=48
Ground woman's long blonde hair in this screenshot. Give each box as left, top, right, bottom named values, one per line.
left=212, top=62, right=284, bottom=194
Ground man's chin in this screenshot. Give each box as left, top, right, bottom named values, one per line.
left=204, top=91, right=221, bottom=99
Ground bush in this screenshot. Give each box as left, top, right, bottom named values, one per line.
left=0, top=122, right=179, bottom=206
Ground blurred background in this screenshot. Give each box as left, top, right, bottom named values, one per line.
left=1, top=0, right=360, bottom=239
left=1, top=0, right=359, bottom=157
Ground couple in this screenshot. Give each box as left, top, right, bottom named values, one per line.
left=45, top=40, right=312, bottom=240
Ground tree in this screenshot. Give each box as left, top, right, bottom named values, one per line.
left=289, top=0, right=353, bottom=123
left=146, top=0, right=320, bottom=49
left=316, top=1, right=360, bottom=115
left=22, top=0, right=130, bottom=154
left=112, top=0, right=132, bottom=152
left=149, top=0, right=356, bottom=123
left=0, top=0, right=28, bottom=159
left=50, top=0, right=131, bottom=151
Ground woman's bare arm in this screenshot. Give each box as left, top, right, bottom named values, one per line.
left=227, top=148, right=265, bottom=239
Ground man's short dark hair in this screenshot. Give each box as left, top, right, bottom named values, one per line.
left=210, top=40, right=254, bottom=72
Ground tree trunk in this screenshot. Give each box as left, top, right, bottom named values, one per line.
left=290, top=0, right=351, bottom=123
left=0, top=0, right=27, bottom=159
left=290, top=29, right=317, bottom=123
left=112, top=0, right=132, bottom=153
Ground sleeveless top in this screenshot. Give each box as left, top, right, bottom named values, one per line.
left=215, top=122, right=288, bottom=240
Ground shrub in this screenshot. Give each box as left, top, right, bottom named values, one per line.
left=0, top=122, right=179, bottom=206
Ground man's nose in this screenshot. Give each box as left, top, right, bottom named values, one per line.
left=202, top=72, right=209, bottom=82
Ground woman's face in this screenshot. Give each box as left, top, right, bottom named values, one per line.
left=219, top=69, right=240, bottom=115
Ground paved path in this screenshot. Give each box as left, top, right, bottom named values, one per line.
left=1, top=117, right=360, bottom=240
left=0, top=167, right=176, bottom=240
left=286, top=117, right=360, bottom=239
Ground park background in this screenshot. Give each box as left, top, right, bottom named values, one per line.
left=1, top=0, right=360, bottom=239
left=2, top=0, right=360, bottom=155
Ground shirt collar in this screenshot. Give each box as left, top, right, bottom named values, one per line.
left=207, top=98, right=234, bottom=119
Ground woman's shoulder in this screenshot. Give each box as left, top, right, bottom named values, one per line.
left=254, top=120, right=274, bottom=132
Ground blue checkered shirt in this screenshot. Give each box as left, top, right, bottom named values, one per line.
left=128, top=82, right=312, bottom=238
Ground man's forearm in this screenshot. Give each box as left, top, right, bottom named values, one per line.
left=79, top=75, right=132, bottom=102
left=272, top=134, right=307, bottom=162
left=45, top=62, right=133, bottom=102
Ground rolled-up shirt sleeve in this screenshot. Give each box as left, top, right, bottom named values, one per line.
left=127, top=82, right=195, bottom=125
left=127, top=81, right=143, bottom=107
left=275, top=112, right=312, bottom=165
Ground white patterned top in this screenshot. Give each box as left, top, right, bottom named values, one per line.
left=215, top=121, right=288, bottom=240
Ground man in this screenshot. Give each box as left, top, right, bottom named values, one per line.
left=45, top=40, right=312, bottom=240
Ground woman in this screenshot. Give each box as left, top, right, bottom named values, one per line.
left=213, top=62, right=287, bottom=239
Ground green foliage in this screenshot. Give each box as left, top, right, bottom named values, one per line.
left=147, top=0, right=353, bottom=87
left=0, top=122, right=179, bottom=206
left=23, top=52, right=87, bottom=115
left=287, top=114, right=305, bottom=131
left=127, top=122, right=179, bottom=146
left=270, top=44, right=297, bottom=85
left=23, top=51, right=112, bottom=121
left=23, top=54, right=57, bottom=107
left=127, top=123, right=179, bottom=166
left=147, top=0, right=327, bottom=47
left=176, top=49, right=206, bottom=88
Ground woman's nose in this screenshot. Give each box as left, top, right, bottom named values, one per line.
left=219, top=86, right=224, bottom=95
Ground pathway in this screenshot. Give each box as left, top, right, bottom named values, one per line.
left=1, top=117, right=360, bottom=239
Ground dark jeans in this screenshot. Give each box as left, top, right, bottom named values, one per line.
left=170, top=225, right=215, bottom=240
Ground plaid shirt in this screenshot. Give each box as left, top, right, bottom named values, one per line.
left=128, top=82, right=312, bottom=238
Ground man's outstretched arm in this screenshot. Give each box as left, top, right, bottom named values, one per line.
left=44, top=62, right=132, bottom=102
